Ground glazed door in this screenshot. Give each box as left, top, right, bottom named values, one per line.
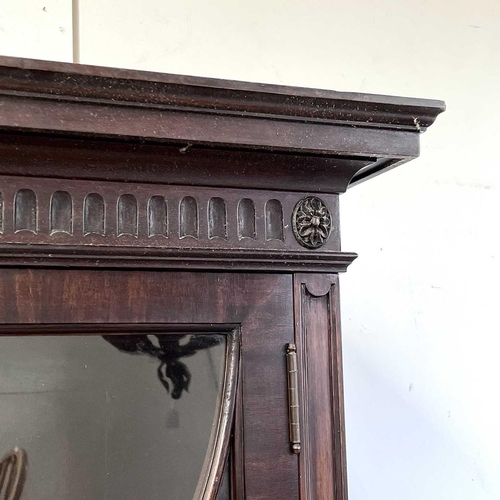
left=0, top=269, right=298, bottom=500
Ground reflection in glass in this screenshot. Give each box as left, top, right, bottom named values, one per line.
left=102, top=334, right=224, bottom=400
left=0, top=333, right=228, bottom=500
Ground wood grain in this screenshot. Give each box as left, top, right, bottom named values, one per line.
left=0, top=56, right=444, bottom=189
left=0, top=269, right=299, bottom=500
left=294, top=274, right=348, bottom=500
left=0, top=56, right=446, bottom=500
left=0, top=56, right=444, bottom=130
left=0, top=134, right=372, bottom=195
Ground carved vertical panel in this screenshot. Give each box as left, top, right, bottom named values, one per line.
left=117, top=194, right=138, bottom=237
left=294, top=274, right=347, bottom=500
left=179, top=196, right=198, bottom=239
left=265, top=199, right=284, bottom=242
left=14, top=189, right=37, bottom=233
left=148, top=196, right=168, bottom=237
left=83, top=193, right=105, bottom=236
left=208, top=197, right=227, bottom=240
left=237, top=198, right=256, bottom=240
left=50, top=191, right=73, bottom=235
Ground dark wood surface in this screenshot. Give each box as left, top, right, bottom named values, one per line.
left=0, top=171, right=360, bottom=273
left=0, top=244, right=357, bottom=273
left=0, top=56, right=444, bottom=130
left=0, top=173, right=341, bottom=251
left=0, top=269, right=299, bottom=500
left=0, top=56, right=446, bottom=499
left=0, top=134, right=373, bottom=195
left=294, top=274, right=348, bottom=500
left=0, top=57, right=444, bottom=191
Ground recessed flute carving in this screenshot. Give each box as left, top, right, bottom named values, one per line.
left=237, top=198, right=256, bottom=240
left=50, top=191, right=73, bottom=235
left=208, top=197, right=227, bottom=240
left=148, top=196, right=168, bottom=237
left=265, top=199, right=284, bottom=242
left=14, top=189, right=37, bottom=234
left=117, top=194, right=138, bottom=237
left=179, top=196, right=199, bottom=239
left=0, top=179, right=343, bottom=272
left=0, top=192, right=3, bottom=234
left=84, top=193, right=105, bottom=236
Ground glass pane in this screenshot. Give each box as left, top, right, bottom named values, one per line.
left=0, top=333, right=227, bottom=500
left=216, top=459, right=231, bottom=500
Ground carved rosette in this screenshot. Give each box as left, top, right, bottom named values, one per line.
left=292, top=196, right=332, bottom=249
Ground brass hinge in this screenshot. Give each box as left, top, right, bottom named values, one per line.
left=286, top=343, right=301, bottom=454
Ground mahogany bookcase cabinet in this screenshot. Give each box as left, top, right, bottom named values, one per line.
left=0, top=57, right=444, bottom=500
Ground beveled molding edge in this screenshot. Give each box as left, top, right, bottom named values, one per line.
left=0, top=244, right=358, bottom=273
left=0, top=56, right=445, bottom=132
left=0, top=58, right=445, bottom=192
left=0, top=56, right=445, bottom=193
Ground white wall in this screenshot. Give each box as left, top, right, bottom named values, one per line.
left=1, top=1, right=499, bottom=498
left=0, top=1, right=72, bottom=61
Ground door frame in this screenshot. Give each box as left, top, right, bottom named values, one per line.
left=0, top=269, right=299, bottom=500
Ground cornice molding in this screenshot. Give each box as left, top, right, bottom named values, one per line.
left=0, top=245, right=358, bottom=273
left=0, top=57, right=443, bottom=271
left=0, top=57, right=444, bottom=191
left=0, top=56, right=444, bottom=132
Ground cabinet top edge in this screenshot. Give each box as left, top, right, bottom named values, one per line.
left=0, top=56, right=445, bottom=132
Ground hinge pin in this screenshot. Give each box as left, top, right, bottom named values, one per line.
left=286, top=343, right=301, bottom=454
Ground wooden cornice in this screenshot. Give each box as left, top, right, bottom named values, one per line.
left=0, top=56, right=443, bottom=131
left=0, top=57, right=444, bottom=192
left=0, top=245, right=358, bottom=273
left=0, top=57, right=444, bottom=272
